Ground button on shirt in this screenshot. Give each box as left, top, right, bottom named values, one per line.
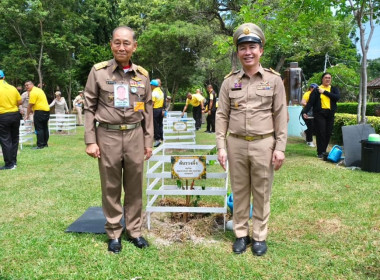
left=216, top=65, right=287, bottom=151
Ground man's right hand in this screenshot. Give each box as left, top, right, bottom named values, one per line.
left=217, top=148, right=227, bottom=171
left=86, top=143, right=101, bottom=158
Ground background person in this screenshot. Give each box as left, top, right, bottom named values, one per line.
left=49, top=91, right=69, bottom=114
left=151, top=79, right=164, bottom=147
left=164, top=96, right=172, bottom=112
left=20, top=90, right=33, bottom=121
left=216, top=23, right=287, bottom=256
left=0, top=70, right=22, bottom=170
left=84, top=26, right=153, bottom=254
left=302, top=73, right=340, bottom=158
left=73, top=91, right=84, bottom=125
left=204, top=84, right=217, bottom=133
left=181, top=91, right=204, bottom=130
left=300, top=83, right=318, bottom=147
left=25, top=80, right=50, bottom=149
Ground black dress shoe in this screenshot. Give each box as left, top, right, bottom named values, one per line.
left=252, top=240, right=267, bottom=256
left=108, top=238, right=122, bottom=254
left=127, top=236, right=149, bottom=249
left=32, top=146, right=44, bottom=150
left=232, top=236, right=251, bottom=254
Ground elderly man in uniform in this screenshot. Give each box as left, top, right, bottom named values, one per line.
left=84, top=26, right=153, bottom=254
left=216, top=23, right=287, bottom=256
left=0, top=70, right=22, bottom=170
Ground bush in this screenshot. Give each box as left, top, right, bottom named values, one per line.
left=336, top=102, right=380, bottom=116
left=172, top=102, right=187, bottom=111
left=331, top=113, right=380, bottom=144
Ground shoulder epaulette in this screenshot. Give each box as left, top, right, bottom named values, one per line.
left=224, top=70, right=240, bottom=79
left=137, top=66, right=149, bottom=77
left=265, top=67, right=281, bottom=76
left=94, top=61, right=108, bottom=71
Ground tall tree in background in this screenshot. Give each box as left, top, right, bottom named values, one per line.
left=343, top=0, right=380, bottom=123
left=239, top=0, right=357, bottom=73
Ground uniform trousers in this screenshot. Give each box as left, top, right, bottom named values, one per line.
left=33, top=110, right=50, bottom=148
left=206, top=109, right=216, bottom=132
left=192, top=105, right=202, bottom=130
left=0, top=112, right=21, bottom=167
left=76, top=106, right=83, bottom=125
left=153, top=107, right=163, bottom=141
left=227, top=134, right=275, bottom=241
left=314, top=109, right=334, bottom=155
left=96, top=125, right=145, bottom=239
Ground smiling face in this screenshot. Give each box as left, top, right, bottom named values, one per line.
left=237, top=42, right=263, bottom=70
left=110, top=27, right=137, bottom=65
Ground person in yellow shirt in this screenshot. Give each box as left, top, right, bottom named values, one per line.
left=302, top=73, right=340, bottom=158
left=151, top=79, right=164, bottom=147
left=25, top=80, right=50, bottom=149
left=300, top=83, right=318, bottom=147
left=0, top=70, right=22, bottom=170
left=181, top=91, right=205, bottom=130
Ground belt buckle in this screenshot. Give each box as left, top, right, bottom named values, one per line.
left=119, top=125, right=127, bottom=130
left=245, top=136, right=255, bottom=141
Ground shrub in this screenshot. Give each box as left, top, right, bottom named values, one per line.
left=332, top=113, right=380, bottom=144
left=336, top=102, right=380, bottom=116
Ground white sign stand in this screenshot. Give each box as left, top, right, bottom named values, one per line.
left=146, top=143, right=228, bottom=230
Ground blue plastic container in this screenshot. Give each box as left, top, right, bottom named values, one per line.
left=227, top=193, right=253, bottom=218
left=327, top=145, right=343, bottom=163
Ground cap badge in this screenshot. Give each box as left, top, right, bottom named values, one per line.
left=243, top=27, right=250, bottom=35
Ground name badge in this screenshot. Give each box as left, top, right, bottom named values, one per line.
left=134, top=101, right=145, bottom=112
left=114, top=84, right=129, bottom=107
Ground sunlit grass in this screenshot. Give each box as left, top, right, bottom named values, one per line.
left=0, top=124, right=379, bottom=280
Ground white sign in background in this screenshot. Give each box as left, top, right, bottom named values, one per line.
left=173, top=121, right=188, bottom=131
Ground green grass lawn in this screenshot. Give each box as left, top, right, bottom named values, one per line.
left=0, top=124, right=379, bottom=280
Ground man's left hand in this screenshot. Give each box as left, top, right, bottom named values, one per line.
left=144, top=147, right=152, bottom=160
left=272, top=150, right=285, bottom=171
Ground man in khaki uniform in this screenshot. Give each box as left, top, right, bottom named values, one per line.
left=84, top=26, right=153, bottom=254
left=73, top=91, right=84, bottom=125
left=216, top=23, right=287, bottom=256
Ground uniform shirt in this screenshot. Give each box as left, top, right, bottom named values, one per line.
left=73, top=95, right=84, bottom=107
left=0, top=80, right=21, bottom=114
left=319, top=84, right=332, bottom=109
left=84, top=59, right=153, bottom=147
left=216, top=65, right=288, bottom=152
left=207, top=90, right=217, bottom=111
left=21, top=91, right=29, bottom=109
left=152, top=87, right=164, bottom=109
left=185, top=93, right=203, bottom=107
left=29, top=86, right=50, bottom=111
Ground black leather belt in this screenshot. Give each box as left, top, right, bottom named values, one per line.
left=98, top=122, right=140, bottom=131
left=229, top=132, right=273, bottom=141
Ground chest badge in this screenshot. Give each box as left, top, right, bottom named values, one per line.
left=231, top=79, right=242, bottom=91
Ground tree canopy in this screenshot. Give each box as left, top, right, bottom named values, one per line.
left=0, top=0, right=375, bottom=103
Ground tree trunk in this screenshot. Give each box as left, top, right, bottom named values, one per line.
left=275, top=55, right=286, bottom=73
